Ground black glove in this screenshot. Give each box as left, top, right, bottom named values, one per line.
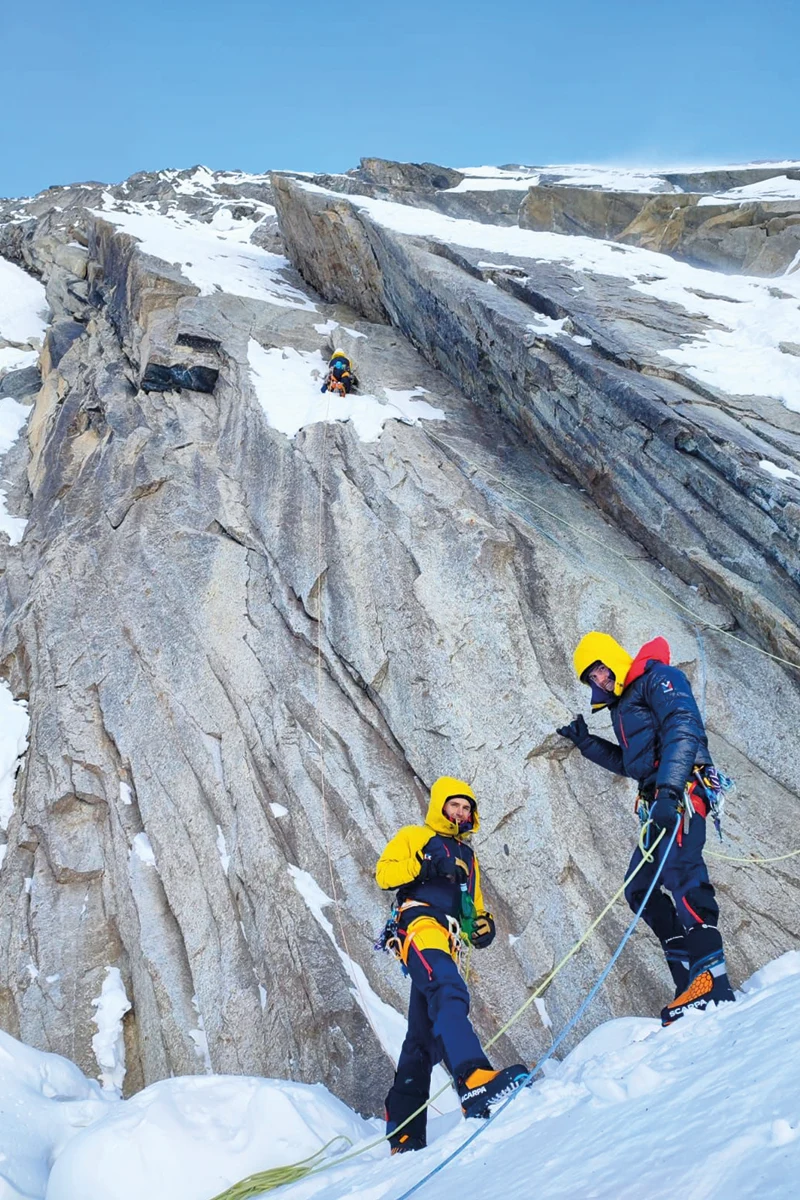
left=557, top=714, right=589, bottom=747
left=649, top=786, right=682, bottom=832
left=471, top=913, right=496, bottom=949
left=416, top=841, right=455, bottom=881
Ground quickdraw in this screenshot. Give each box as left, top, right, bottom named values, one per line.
left=635, top=765, right=735, bottom=847
left=693, top=765, right=734, bottom=841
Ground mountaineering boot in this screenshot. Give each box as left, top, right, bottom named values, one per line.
left=661, top=924, right=735, bottom=1025
left=390, top=1133, right=426, bottom=1155
left=661, top=934, right=690, bottom=998
left=385, top=1085, right=428, bottom=1154
left=457, top=1064, right=530, bottom=1119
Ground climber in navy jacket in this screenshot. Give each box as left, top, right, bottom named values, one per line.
left=557, top=632, right=735, bottom=1024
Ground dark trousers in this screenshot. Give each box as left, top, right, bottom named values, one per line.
left=624, top=810, right=719, bottom=945
left=385, top=946, right=489, bottom=1144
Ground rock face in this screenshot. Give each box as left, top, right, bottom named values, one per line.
left=1, top=163, right=800, bottom=1118
left=519, top=186, right=800, bottom=275
left=272, top=176, right=800, bottom=663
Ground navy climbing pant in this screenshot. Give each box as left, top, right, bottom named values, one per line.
left=385, top=947, right=488, bottom=1143
left=624, top=809, right=719, bottom=943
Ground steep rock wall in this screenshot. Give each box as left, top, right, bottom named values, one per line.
left=0, top=170, right=799, bottom=1116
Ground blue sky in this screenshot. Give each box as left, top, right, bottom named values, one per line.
left=3, top=0, right=797, bottom=198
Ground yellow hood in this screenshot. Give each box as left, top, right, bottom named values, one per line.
left=426, top=776, right=479, bottom=836
left=573, top=632, right=632, bottom=699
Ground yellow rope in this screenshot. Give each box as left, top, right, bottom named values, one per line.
left=706, top=846, right=800, bottom=864
left=207, top=1136, right=351, bottom=1200
left=426, top=431, right=800, bottom=675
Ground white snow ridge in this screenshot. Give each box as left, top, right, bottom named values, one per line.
left=0, top=952, right=798, bottom=1198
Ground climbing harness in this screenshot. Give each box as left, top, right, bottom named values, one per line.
left=325, top=376, right=348, bottom=398
left=376, top=901, right=470, bottom=973
left=394, top=818, right=682, bottom=1200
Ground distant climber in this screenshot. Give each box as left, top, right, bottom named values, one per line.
left=557, top=632, right=736, bottom=1025
left=376, top=777, right=527, bottom=1153
left=320, top=349, right=357, bottom=397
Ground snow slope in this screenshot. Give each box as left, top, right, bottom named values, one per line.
left=2, top=953, right=798, bottom=1199
left=453, top=161, right=800, bottom=199
left=94, top=196, right=316, bottom=311
left=247, top=342, right=444, bottom=441
left=0, top=257, right=47, bottom=374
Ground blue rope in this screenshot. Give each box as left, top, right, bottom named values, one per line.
left=394, top=818, right=681, bottom=1200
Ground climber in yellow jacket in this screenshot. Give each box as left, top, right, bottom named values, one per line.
left=376, top=776, right=527, bottom=1153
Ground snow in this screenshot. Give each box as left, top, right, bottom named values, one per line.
left=457, top=166, right=541, bottom=179
left=0, top=345, right=39, bottom=373
left=1, top=951, right=799, bottom=1198
left=0, top=394, right=32, bottom=544
left=759, top=459, right=800, bottom=483
left=270, top=802, right=289, bottom=817
left=448, top=174, right=539, bottom=193
left=45, top=1074, right=373, bottom=1200
left=131, top=832, right=156, bottom=867
left=297, top=183, right=800, bottom=412
left=455, top=164, right=677, bottom=193
left=544, top=165, right=676, bottom=192
left=454, top=161, right=800, bottom=198
left=93, top=201, right=315, bottom=311
left=312, top=319, right=366, bottom=340
left=189, top=996, right=213, bottom=1073
left=119, top=781, right=133, bottom=806
left=534, top=996, right=552, bottom=1030
left=0, top=257, right=48, bottom=351
left=699, top=175, right=800, bottom=205
left=526, top=314, right=568, bottom=337
left=0, top=1030, right=112, bottom=1199
left=247, top=341, right=445, bottom=440
left=0, top=679, right=29, bottom=833
left=90, top=967, right=131, bottom=1094
left=216, top=824, right=230, bottom=875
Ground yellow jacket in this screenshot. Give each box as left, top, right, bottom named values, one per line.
left=375, top=776, right=487, bottom=916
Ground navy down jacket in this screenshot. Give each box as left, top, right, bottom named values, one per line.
left=575, top=640, right=711, bottom=793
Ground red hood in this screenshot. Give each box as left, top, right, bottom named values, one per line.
left=623, top=637, right=671, bottom=688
